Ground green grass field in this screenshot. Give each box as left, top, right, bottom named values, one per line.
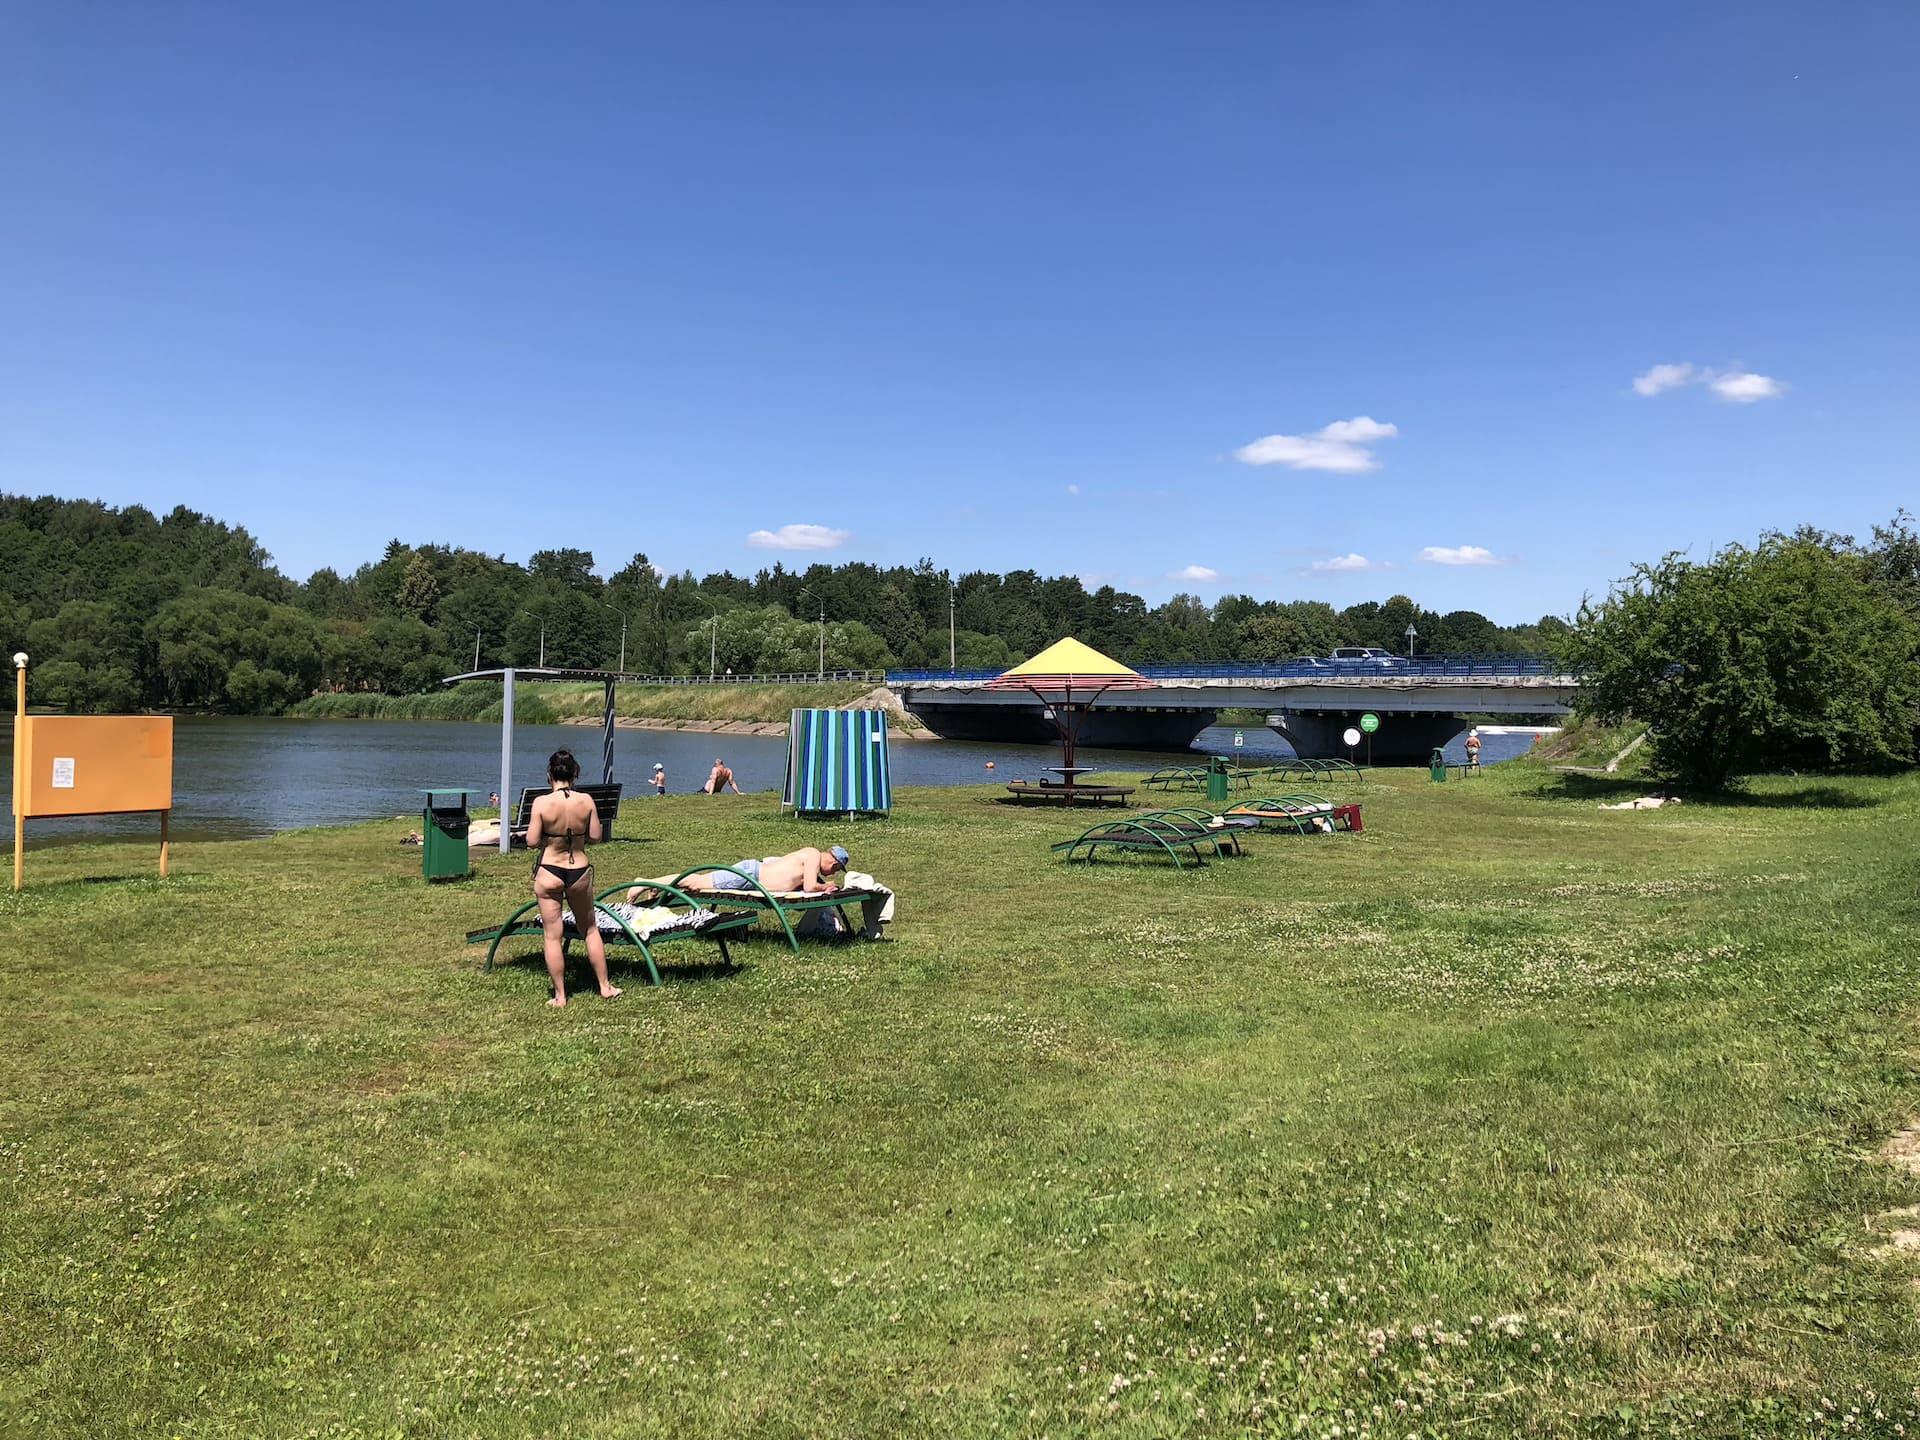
left=4, top=764, right=1918, bottom=1437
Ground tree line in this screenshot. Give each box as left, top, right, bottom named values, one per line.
left=1, top=492, right=1562, bottom=714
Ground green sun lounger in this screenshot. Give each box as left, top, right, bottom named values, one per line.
left=624, top=865, right=891, bottom=952
left=466, top=880, right=759, bottom=986
left=1051, top=812, right=1245, bottom=868
left=1222, top=793, right=1364, bottom=834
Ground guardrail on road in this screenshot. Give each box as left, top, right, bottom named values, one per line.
left=886, top=654, right=1570, bottom=683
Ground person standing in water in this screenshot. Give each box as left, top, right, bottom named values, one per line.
left=703, top=758, right=742, bottom=795
left=526, top=748, right=621, bottom=1007
left=651, top=762, right=666, bottom=796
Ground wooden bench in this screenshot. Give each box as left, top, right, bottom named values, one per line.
left=1004, top=781, right=1135, bottom=807
left=511, top=783, right=625, bottom=843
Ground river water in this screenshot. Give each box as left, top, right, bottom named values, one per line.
left=0, top=715, right=1540, bottom=845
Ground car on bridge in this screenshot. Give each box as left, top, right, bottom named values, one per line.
left=1327, top=646, right=1404, bottom=665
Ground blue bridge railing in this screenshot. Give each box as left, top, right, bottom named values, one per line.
left=886, top=653, right=1568, bottom=683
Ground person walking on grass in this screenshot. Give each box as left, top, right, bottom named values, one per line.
left=526, top=748, right=621, bottom=1008
left=703, top=757, right=742, bottom=795
left=1465, top=729, right=1482, bottom=771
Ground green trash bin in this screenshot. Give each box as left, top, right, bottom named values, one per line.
left=1429, top=748, right=1447, bottom=783
left=421, top=788, right=473, bottom=881
left=1205, top=756, right=1230, bottom=805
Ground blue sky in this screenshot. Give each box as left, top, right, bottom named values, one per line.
left=2, top=3, right=1914, bottom=623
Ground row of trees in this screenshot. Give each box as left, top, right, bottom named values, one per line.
left=0, top=493, right=1560, bottom=714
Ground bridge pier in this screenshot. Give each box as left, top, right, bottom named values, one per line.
left=1266, top=709, right=1463, bottom=764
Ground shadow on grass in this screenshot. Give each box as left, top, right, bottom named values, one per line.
left=1520, top=771, right=1886, bottom=810
left=484, top=946, right=743, bottom=986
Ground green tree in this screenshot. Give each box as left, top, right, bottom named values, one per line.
left=395, top=553, right=442, bottom=623
left=1565, top=536, right=1920, bottom=789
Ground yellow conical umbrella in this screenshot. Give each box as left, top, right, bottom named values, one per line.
left=986, top=636, right=1155, bottom=692
left=986, top=637, right=1155, bottom=793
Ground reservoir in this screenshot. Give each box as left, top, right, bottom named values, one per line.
left=1, top=715, right=1540, bottom=845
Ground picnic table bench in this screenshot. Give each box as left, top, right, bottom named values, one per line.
left=1004, top=780, right=1136, bottom=807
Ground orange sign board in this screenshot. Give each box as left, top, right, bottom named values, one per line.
left=16, top=715, right=173, bottom=818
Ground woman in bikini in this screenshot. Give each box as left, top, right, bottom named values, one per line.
left=526, top=748, right=621, bottom=1007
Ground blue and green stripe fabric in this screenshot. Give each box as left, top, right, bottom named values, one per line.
left=784, top=709, right=892, bottom=815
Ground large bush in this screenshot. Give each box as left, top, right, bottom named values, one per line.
left=1565, top=535, right=1920, bottom=789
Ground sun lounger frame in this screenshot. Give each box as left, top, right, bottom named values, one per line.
left=1223, top=793, right=1362, bottom=834
left=627, top=864, right=889, bottom=952
left=469, top=879, right=753, bottom=986
left=1050, top=815, right=1236, bottom=868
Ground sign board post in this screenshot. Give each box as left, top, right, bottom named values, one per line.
left=10, top=655, right=174, bottom=890
left=1341, top=725, right=1362, bottom=767
left=1359, top=712, right=1380, bottom=768
left=12, top=654, right=24, bottom=893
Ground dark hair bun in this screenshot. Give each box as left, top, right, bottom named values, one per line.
left=548, top=749, right=580, bottom=782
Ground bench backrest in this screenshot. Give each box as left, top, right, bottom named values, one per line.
left=514, top=783, right=624, bottom=839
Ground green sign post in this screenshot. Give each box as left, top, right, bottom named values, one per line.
left=1358, top=712, right=1379, bottom=767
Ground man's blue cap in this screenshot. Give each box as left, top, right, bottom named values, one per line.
left=829, top=845, right=850, bottom=866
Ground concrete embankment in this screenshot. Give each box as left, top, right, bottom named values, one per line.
left=554, top=686, right=932, bottom=739
left=557, top=713, right=934, bottom=740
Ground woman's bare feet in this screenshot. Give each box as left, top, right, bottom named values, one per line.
left=598, top=985, right=623, bottom=1000
left=548, top=995, right=567, bottom=1008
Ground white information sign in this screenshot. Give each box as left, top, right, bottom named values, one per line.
left=51, top=757, right=76, bottom=789
left=1341, top=727, right=1362, bottom=748
left=1233, top=731, right=1244, bottom=747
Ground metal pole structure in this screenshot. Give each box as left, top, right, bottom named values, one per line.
left=948, top=577, right=956, bottom=670
left=12, top=652, right=25, bottom=892
left=498, top=667, right=515, bottom=854
left=597, top=601, right=629, bottom=674
left=517, top=610, right=548, bottom=669
left=472, top=628, right=482, bottom=671
left=601, top=677, right=616, bottom=785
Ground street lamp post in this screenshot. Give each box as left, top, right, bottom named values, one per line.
left=517, top=610, right=548, bottom=668
left=948, top=575, right=956, bottom=670
left=693, top=595, right=718, bottom=679
left=1405, top=622, right=1418, bottom=658
left=472, top=627, right=483, bottom=671
left=597, top=600, right=630, bottom=674
left=798, top=586, right=826, bottom=679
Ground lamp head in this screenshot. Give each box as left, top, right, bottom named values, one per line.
left=11, top=652, right=25, bottom=669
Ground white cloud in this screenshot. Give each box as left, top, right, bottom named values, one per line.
left=745, top=523, right=849, bottom=551
left=1419, top=544, right=1499, bottom=566
left=1633, top=362, right=1697, bottom=397
left=1234, top=416, right=1399, bottom=473
left=1310, top=553, right=1386, bottom=573
left=1708, top=370, right=1787, bottom=403
left=1066, top=483, right=1080, bottom=496
left=1632, top=362, right=1788, bottom=403
left=1170, top=564, right=1218, bottom=582
left=1313, top=416, right=1398, bottom=444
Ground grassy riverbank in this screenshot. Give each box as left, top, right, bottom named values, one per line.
left=285, top=680, right=915, bottom=731
left=6, top=765, right=1919, bottom=1437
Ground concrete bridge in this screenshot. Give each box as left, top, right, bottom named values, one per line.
left=887, top=655, right=1577, bottom=761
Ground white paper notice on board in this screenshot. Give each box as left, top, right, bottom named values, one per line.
left=51, top=757, right=76, bottom=789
